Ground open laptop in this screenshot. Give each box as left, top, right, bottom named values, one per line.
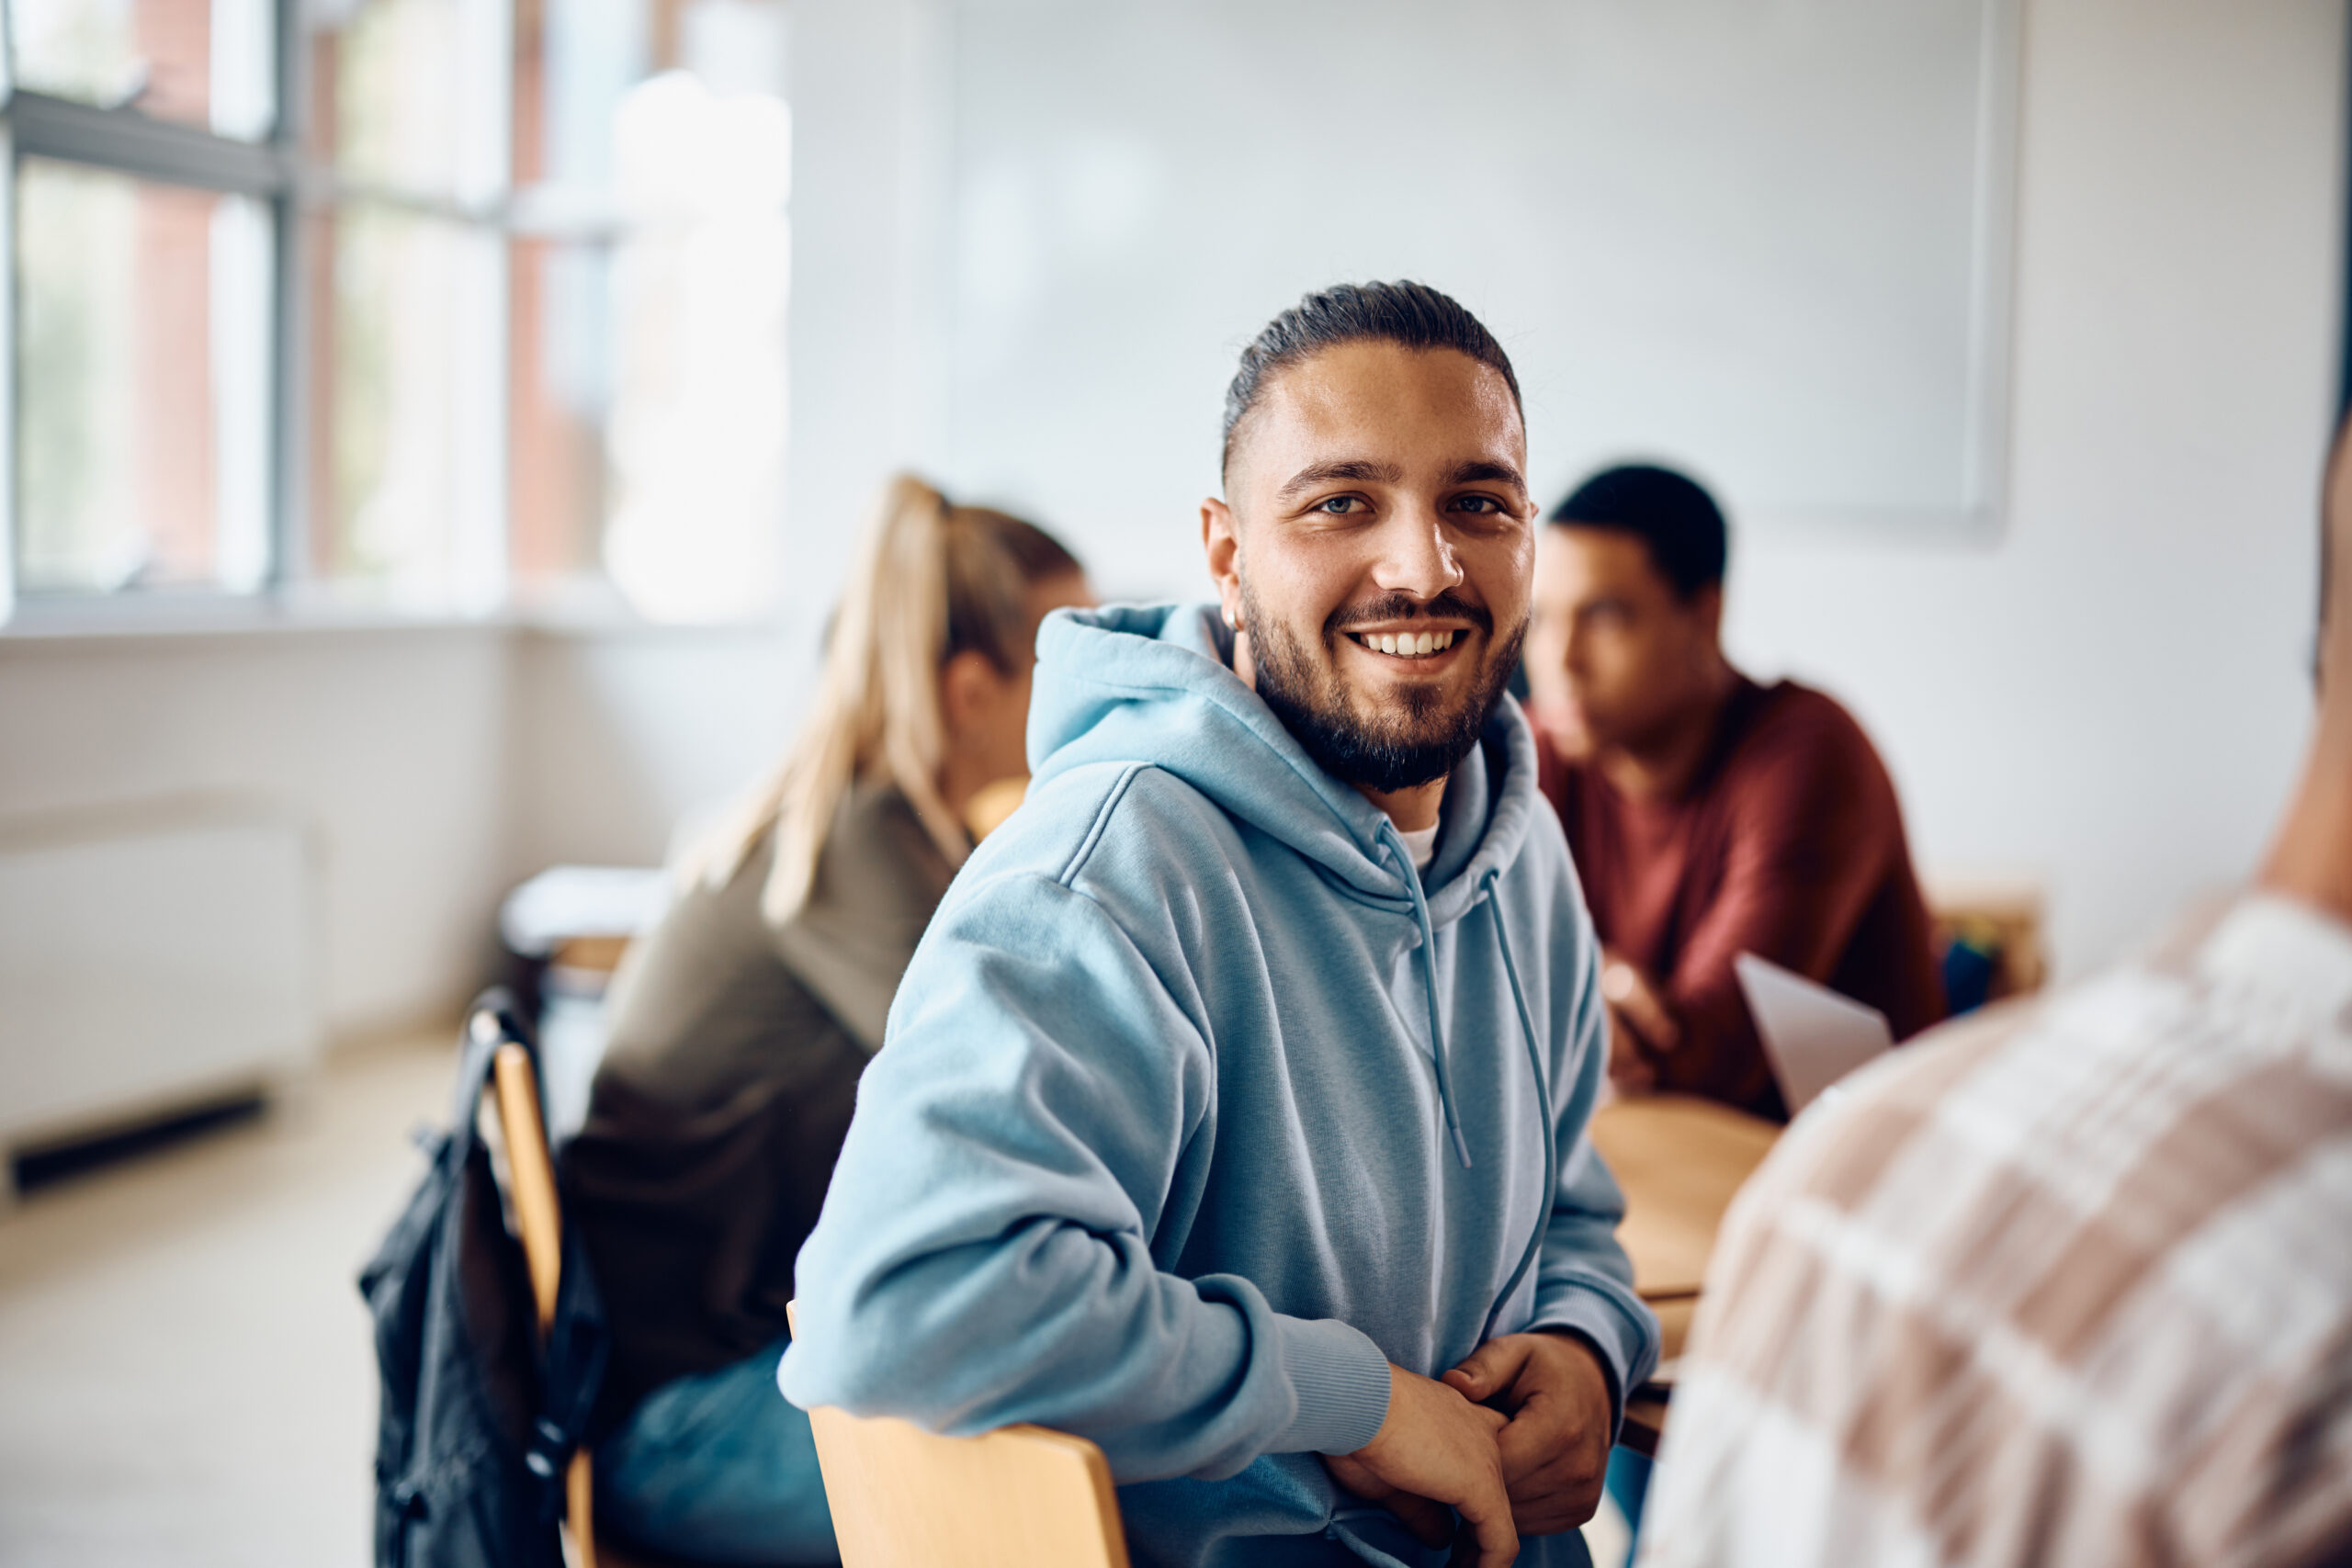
left=1733, top=952, right=1894, bottom=1115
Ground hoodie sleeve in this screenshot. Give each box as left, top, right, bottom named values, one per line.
left=1524, top=906, right=1663, bottom=1430
left=778, top=869, right=1394, bottom=1483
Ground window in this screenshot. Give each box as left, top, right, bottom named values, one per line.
left=2, top=0, right=790, bottom=624
left=508, top=0, right=791, bottom=621
left=15, top=159, right=272, bottom=593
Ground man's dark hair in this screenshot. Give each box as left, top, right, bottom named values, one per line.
left=1549, top=463, right=1728, bottom=600
left=1221, top=281, right=1522, bottom=479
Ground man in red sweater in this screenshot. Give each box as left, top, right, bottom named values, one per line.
left=1524, top=465, right=1944, bottom=1120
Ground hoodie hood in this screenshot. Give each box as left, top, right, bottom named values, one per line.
left=1029, top=603, right=1544, bottom=927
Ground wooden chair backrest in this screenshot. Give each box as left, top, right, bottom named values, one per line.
left=482, top=1020, right=600, bottom=1568
left=785, top=1303, right=1130, bottom=1568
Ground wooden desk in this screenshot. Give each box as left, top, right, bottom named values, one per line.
left=1587, top=1094, right=1780, bottom=1455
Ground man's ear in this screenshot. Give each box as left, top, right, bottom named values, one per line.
left=1691, top=582, right=1726, bottom=648
left=1203, top=497, right=1244, bottom=629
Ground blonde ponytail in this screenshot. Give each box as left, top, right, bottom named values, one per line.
left=679, top=473, right=1079, bottom=925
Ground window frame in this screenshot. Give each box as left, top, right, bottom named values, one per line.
left=0, top=0, right=522, bottom=628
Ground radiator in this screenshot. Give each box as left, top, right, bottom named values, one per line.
left=0, top=799, right=321, bottom=1177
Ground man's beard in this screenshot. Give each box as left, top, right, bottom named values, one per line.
left=1242, top=581, right=1525, bottom=795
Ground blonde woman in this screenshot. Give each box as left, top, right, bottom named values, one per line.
left=564, top=477, right=1090, bottom=1565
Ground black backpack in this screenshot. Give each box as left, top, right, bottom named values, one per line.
left=361, top=993, right=610, bottom=1568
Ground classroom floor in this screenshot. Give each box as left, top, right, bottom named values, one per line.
left=0, top=1032, right=452, bottom=1568
left=0, top=1029, right=1634, bottom=1568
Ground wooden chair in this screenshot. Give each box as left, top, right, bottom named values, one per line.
left=1588, top=1093, right=1783, bottom=1457
left=481, top=1014, right=602, bottom=1568
left=785, top=1302, right=1130, bottom=1568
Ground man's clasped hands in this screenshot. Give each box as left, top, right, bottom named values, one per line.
left=1322, top=1330, right=1616, bottom=1567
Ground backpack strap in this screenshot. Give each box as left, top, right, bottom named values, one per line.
left=525, top=1235, right=610, bottom=1523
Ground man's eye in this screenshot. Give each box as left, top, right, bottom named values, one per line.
left=1453, top=495, right=1503, bottom=514
left=1315, top=496, right=1363, bottom=514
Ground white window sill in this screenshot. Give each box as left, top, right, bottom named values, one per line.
left=0, top=584, right=793, bottom=647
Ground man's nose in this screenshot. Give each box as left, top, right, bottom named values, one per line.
left=1369, top=507, right=1464, bottom=602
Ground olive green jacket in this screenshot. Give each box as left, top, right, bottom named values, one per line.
left=564, top=783, right=956, bottom=1433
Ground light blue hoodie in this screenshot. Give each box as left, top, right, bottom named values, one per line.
left=781, top=604, right=1658, bottom=1567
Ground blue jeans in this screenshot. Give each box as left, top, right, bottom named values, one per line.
left=595, top=1338, right=838, bottom=1565
left=1605, top=1445, right=1652, bottom=1555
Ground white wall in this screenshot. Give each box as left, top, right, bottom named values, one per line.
left=0, top=628, right=512, bottom=1040
left=783, top=0, right=953, bottom=594
left=1726, top=0, right=2341, bottom=976
left=508, top=625, right=817, bottom=872
left=0, top=618, right=820, bottom=1047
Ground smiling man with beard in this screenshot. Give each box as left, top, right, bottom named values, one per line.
left=784, top=282, right=1658, bottom=1568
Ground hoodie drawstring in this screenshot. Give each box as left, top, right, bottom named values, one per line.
left=1377, top=834, right=1558, bottom=1326
left=1385, top=822, right=1476, bottom=1170
left=1480, top=867, right=1557, bottom=1333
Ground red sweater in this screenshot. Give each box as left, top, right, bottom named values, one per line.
left=1536, top=677, right=1945, bottom=1120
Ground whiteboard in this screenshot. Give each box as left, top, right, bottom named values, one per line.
left=930, top=0, right=2018, bottom=598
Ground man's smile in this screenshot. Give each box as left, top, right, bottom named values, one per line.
left=1345, top=627, right=1459, bottom=657
left=1341, top=626, right=1472, bottom=664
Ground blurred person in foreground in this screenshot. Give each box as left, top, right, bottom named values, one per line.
left=562, top=476, right=1090, bottom=1565
left=785, top=282, right=1658, bottom=1567
left=1636, top=423, right=2352, bottom=1567
left=1523, top=465, right=1944, bottom=1119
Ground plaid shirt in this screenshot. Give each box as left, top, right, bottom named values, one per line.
left=1638, top=893, right=2352, bottom=1568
